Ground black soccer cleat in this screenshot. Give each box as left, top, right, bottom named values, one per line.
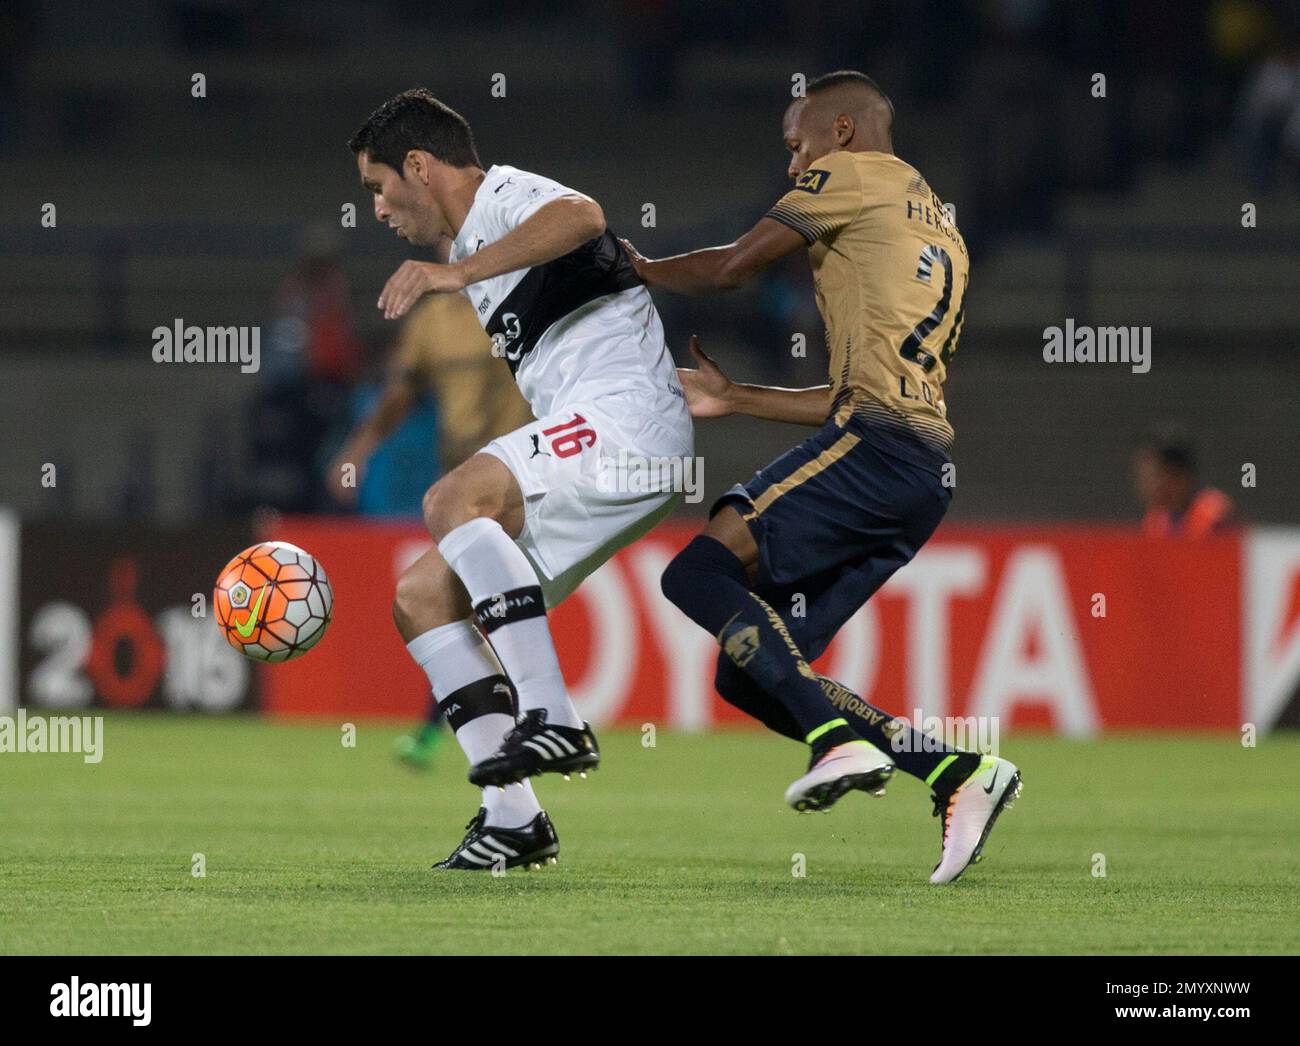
left=468, top=708, right=600, bottom=788
left=432, top=807, right=560, bottom=872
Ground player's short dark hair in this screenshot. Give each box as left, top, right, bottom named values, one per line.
left=349, top=89, right=481, bottom=174
left=806, top=69, right=894, bottom=123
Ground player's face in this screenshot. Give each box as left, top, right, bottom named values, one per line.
left=357, top=152, right=441, bottom=246
left=782, top=99, right=836, bottom=181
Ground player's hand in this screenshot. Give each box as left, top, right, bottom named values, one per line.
left=325, top=437, right=374, bottom=506
left=378, top=260, right=466, bottom=319
left=677, top=335, right=734, bottom=419
left=618, top=237, right=650, bottom=278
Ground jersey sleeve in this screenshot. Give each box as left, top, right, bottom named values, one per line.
left=490, top=168, right=593, bottom=233
left=765, top=151, right=864, bottom=244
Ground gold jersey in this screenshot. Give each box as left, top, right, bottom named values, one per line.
left=766, top=149, right=969, bottom=454
left=396, top=293, right=534, bottom=471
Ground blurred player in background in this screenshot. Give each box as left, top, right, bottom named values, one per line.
left=329, top=293, right=533, bottom=768
left=351, top=89, right=691, bottom=871
left=627, top=71, right=1020, bottom=884
left=1131, top=431, right=1238, bottom=536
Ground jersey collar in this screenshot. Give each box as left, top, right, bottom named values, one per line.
left=451, top=164, right=505, bottom=257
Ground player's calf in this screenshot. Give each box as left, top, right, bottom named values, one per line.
left=661, top=534, right=860, bottom=756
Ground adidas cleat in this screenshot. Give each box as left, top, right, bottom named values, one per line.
left=432, top=807, right=559, bottom=872
left=468, top=708, right=600, bottom=788
left=784, top=741, right=895, bottom=812
left=929, top=755, right=1022, bottom=884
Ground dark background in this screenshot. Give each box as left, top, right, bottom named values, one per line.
left=1, top=0, right=1297, bottom=523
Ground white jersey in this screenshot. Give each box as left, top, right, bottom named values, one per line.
left=448, top=164, right=684, bottom=419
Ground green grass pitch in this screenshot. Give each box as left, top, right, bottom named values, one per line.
left=1, top=715, right=1296, bottom=955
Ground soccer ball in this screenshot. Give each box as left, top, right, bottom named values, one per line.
left=214, top=541, right=333, bottom=662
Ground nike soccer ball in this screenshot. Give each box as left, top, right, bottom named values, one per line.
left=214, top=541, right=333, bottom=662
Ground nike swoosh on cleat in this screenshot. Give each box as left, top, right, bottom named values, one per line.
left=234, top=584, right=268, bottom=639
left=983, top=768, right=1000, bottom=795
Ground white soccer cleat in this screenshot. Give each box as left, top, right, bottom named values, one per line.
left=929, top=756, right=1022, bottom=884
left=784, top=741, right=895, bottom=812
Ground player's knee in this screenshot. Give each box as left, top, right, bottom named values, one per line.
left=422, top=459, right=517, bottom=543
left=660, top=535, right=742, bottom=612
left=659, top=546, right=697, bottom=612
left=421, top=481, right=453, bottom=542
left=421, top=474, right=481, bottom=543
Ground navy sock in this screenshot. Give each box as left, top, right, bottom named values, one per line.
left=812, top=674, right=979, bottom=789
left=714, top=655, right=977, bottom=788
left=662, top=536, right=858, bottom=754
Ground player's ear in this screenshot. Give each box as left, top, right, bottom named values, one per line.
left=405, top=150, right=428, bottom=184
left=834, top=113, right=855, bottom=147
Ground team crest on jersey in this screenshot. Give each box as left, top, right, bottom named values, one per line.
left=795, top=168, right=830, bottom=194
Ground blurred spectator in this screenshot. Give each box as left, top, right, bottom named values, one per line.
left=1131, top=432, right=1238, bottom=537
left=264, top=224, right=363, bottom=388
left=243, top=224, right=363, bottom=512
left=1234, top=32, right=1300, bottom=191
left=327, top=292, right=533, bottom=510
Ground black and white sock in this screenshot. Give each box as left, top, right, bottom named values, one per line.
left=405, top=619, right=542, bottom=827
left=437, top=518, right=581, bottom=729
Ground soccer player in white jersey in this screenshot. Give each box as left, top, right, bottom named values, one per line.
left=350, top=89, right=693, bottom=870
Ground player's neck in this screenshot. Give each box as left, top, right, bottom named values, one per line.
left=439, top=167, right=487, bottom=237
left=845, top=134, right=893, bottom=156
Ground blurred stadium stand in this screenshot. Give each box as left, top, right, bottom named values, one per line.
left=2, top=0, right=1298, bottom=523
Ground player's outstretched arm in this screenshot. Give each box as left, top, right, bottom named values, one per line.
left=326, top=367, right=421, bottom=504
left=679, top=336, right=830, bottom=427
left=622, top=218, right=806, bottom=294
left=379, top=196, right=605, bottom=319
left=459, top=195, right=606, bottom=285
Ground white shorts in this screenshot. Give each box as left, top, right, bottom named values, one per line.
left=481, top=390, right=694, bottom=606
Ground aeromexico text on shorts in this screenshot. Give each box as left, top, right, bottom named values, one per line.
left=0, top=709, right=103, bottom=763
left=152, top=319, right=260, bottom=373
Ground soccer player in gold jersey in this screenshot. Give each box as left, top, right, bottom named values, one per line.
left=625, top=71, right=1020, bottom=883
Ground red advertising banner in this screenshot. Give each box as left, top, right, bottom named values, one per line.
left=259, top=518, right=1245, bottom=734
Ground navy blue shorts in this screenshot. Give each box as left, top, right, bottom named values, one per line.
left=712, top=413, right=952, bottom=662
